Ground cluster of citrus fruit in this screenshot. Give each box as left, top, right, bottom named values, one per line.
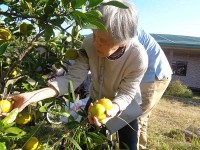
left=0, top=99, right=32, bottom=125
left=89, top=98, right=113, bottom=124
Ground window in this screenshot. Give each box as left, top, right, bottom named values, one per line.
left=172, top=61, right=187, bottom=76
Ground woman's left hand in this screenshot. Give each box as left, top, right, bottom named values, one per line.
left=88, top=102, right=120, bottom=127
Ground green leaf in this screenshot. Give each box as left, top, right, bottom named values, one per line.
left=88, top=0, right=103, bottom=8
left=39, top=106, right=48, bottom=112
left=66, top=121, right=80, bottom=129
left=22, top=83, right=30, bottom=90
left=87, top=132, right=106, bottom=144
left=83, top=19, right=106, bottom=31
left=85, top=10, right=102, bottom=19
left=74, top=0, right=87, bottom=8
left=103, top=0, right=128, bottom=9
left=2, top=122, right=15, bottom=128
left=0, top=142, right=7, bottom=150
left=50, top=18, right=65, bottom=26
left=64, top=136, right=82, bottom=150
left=68, top=80, right=76, bottom=103
left=0, top=42, right=9, bottom=55
left=61, top=0, right=70, bottom=6
left=44, top=25, right=54, bottom=41
left=25, top=1, right=33, bottom=14
left=37, top=101, right=43, bottom=107
left=5, top=127, right=26, bottom=135
left=1, top=108, right=18, bottom=124
left=72, top=10, right=87, bottom=19
left=60, top=112, right=70, bottom=118
left=44, top=4, right=55, bottom=14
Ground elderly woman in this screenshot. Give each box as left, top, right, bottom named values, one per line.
left=3, top=0, right=148, bottom=149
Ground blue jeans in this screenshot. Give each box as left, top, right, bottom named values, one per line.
left=118, top=119, right=138, bottom=150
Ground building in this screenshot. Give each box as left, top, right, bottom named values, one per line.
left=151, top=34, right=200, bottom=90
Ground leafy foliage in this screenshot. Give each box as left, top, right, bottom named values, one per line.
left=0, top=0, right=127, bottom=149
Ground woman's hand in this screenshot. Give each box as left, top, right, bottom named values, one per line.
left=0, top=92, right=32, bottom=117
left=106, top=103, right=120, bottom=118
left=88, top=101, right=120, bottom=126
left=1, top=87, right=58, bottom=114
left=0, top=113, right=8, bottom=117
left=11, top=93, right=33, bottom=112
left=88, top=101, right=102, bottom=126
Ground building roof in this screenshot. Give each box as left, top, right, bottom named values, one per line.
left=151, top=34, right=200, bottom=49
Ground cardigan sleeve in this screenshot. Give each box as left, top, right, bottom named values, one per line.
left=48, top=49, right=90, bottom=96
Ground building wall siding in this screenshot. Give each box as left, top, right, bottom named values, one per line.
left=171, top=53, right=200, bottom=88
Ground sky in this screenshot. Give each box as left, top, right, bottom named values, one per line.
left=128, top=0, right=200, bottom=37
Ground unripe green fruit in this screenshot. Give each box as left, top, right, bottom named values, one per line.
left=65, top=49, right=78, bottom=60
left=89, top=104, right=106, bottom=121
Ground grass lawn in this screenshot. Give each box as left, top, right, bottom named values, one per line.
left=147, top=95, right=200, bottom=150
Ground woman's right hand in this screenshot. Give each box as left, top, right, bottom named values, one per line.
left=0, top=92, right=32, bottom=117
left=0, top=87, right=58, bottom=116
left=11, top=92, right=33, bottom=112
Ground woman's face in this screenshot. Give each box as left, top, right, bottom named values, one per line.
left=93, top=30, right=119, bottom=57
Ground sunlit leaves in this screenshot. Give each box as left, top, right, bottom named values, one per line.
left=0, top=43, right=9, bottom=55
left=73, top=0, right=87, bottom=8
left=88, top=0, right=103, bottom=8
left=1, top=108, right=19, bottom=124
left=103, top=0, right=129, bottom=9
left=44, top=25, right=54, bottom=41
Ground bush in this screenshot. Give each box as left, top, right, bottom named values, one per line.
left=164, top=80, right=193, bottom=98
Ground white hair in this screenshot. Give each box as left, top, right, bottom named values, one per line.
left=99, top=0, right=138, bottom=45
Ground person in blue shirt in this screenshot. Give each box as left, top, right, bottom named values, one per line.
left=137, top=28, right=173, bottom=149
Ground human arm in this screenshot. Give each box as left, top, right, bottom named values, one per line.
left=11, top=86, right=58, bottom=112
left=137, top=27, right=173, bottom=81
left=0, top=49, right=89, bottom=115
left=0, top=86, right=58, bottom=116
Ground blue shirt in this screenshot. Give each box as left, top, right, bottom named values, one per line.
left=137, top=28, right=172, bottom=82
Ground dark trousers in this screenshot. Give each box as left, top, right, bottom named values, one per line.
left=85, top=98, right=138, bottom=150
left=118, top=119, right=138, bottom=150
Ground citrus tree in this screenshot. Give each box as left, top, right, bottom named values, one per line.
left=0, top=0, right=127, bottom=149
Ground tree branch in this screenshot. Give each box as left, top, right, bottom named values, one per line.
left=0, top=31, right=45, bottom=92
left=0, top=11, right=41, bottom=20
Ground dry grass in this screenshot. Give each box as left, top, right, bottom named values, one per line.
left=147, top=96, right=200, bottom=150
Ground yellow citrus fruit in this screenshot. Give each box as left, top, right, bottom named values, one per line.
left=0, top=28, right=12, bottom=41
left=35, top=144, right=43, bottom=150
left=11, top=70, right=17, bottom=77
left=89, top=104, right=106, bottom=121
left=23, top=137, right=39, bottom=150
left=98, top=114, right=107, bottom=122
left=0, top=99, right=13, bottom=113
left=16, top=113, right=32, bottom=125
left=98, top=98, right=113, bottom=110
left=65, top=49, right=78, bottom=60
